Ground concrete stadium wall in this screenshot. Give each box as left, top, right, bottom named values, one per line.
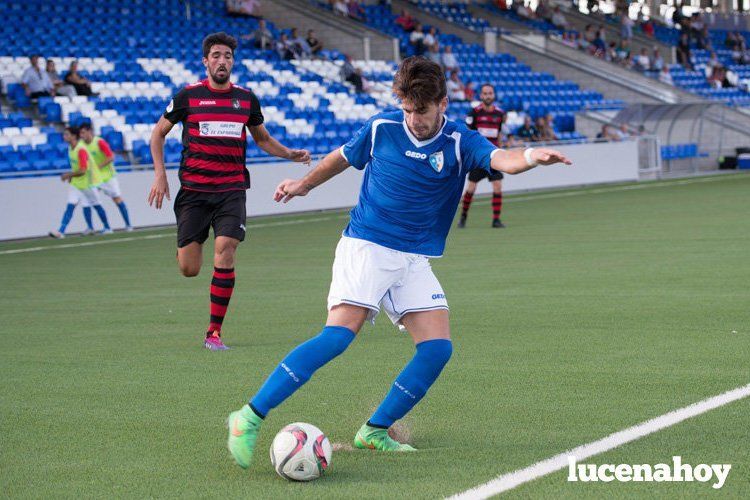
left=0, top=141, right=639, bottom=241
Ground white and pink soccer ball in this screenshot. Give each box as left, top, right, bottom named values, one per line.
left=270, top=422, right=332, bottom=481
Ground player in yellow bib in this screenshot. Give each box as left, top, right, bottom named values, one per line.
left=49, top=126, right=111, bottom=239
left=80, top=123, right=132, bottom=231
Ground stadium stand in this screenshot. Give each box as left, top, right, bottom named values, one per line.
left=313, top=2, right=621, bottom=141
left=0, top=0, right=397, bottom=176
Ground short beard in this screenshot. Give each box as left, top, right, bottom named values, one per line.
left=211, top=70, right=230, bottom=84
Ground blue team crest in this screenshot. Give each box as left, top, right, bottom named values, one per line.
left=428, top=151, right=444, bottom=173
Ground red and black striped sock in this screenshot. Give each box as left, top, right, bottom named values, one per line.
left=208, top=267, right=235, bottom=337
left=461, top=191, right=473, bottom=218
left=492, top=192, right=503, bottom=221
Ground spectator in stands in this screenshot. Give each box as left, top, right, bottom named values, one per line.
left=696, top=27, right=712, bottom=51
left=707, top=65, right=725, bottom=88
left=446, top=70, right=467, bottom=101
left=347, top=0, right=366, bottom=22
left=596, top=124, right=619, bottom=141
left=690, top=13, right=704, bottom=39
left=395, top=9, right=416, bottom=32
left=651, top=49, right=664, bottom=71
left=587, top=0, right=600, bottom=13
left=551, top=7, right=569, bottom=30
left=21, top=55, right=54, bottom=98
left=424, top=27, right=438, bottom=52
left=426, top=43, right=442, bottom=65
left=242, top=18, right=273, bottom=50
left=581, top=25, right=595, bottom=51
left=332, top=0, right=348, bottom=17
left=340, top=54, right=364, bottom=93
left=616, top=123, right=630, bottom=140
left=536, top=0, right=551, bottom=22
left=561, top=32, right=578, bottom=49
left=592, top=29, right=606, bottom=57
left=290, top=28, right=312, bottom=58
left=616, top=39, right=631, bottom=63
left=676, top=33, right=692, bottom=70
left=464, top=82, right=475, bottom=102
left=659, top=65, right=673, bottom=85
left=515, top=116, right=537, bottom=142
left=410, top=23, right=427, bottom=56
left=64, top=61, right=95, bottom=96
left=517, top=1, right=534, bottom=20
left=634, top=48, right=650, bottom=72
left=641, top=18, right=655, bottom=38
left=495, top=0, right=510, bottom=10
left=442, top=45, right=460, bottom=72
left=620, top=14, right=634, bottom=40
left=540, top=114, right=558, bottom=141
left=724, top=32, right=739, bottom=51
left=276, top=33, right=298, bottom=60
left=45, top=59, right=76, bottom=98
left=671, top=4, right=684, bottom=30
left=730, top=32, right=747, bottom=64
left=306, top=30, right=323, bottom=57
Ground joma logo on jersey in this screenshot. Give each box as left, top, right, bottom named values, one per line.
left=197, top=100, right=217, bottom=106
left=405, top=150, right=427, bottom=160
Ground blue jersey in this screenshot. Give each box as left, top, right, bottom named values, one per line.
left=340, top=110, right=499, bottom=257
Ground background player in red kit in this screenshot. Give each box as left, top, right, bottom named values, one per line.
left=458, top=83, right=506, bottom=228
left=147, top=32, right=311, bottom=350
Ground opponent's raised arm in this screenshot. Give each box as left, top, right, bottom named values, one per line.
left=490, top=147, right=572, bottom=175
left=249, top=124, right=311, bottom=165
left=274, top=148, right=350, bottom=203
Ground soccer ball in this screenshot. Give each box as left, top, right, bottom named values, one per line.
left=270, top=422, right=332, bottom=481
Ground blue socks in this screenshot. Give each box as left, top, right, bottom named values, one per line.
left=93, top=205, right=110, bottom=230
left=250, top=326, right=356, bottom=417
left=82, top=206, right=93, bottom=230
left=59, top=203, right=76, bottom=233
left=116, top=201, right=131, bottom=227
left=368, top=339, right=452, bottom=428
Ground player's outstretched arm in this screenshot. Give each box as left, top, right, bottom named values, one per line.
left=274, top=149, right=350, bottom=203
left=249, top=124, right=311, bottom=164
left=491, top=147, right=571, bottom=175
left=147, top=116, right=174, bottom=209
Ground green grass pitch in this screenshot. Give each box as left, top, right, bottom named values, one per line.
left=1, top=173, right=748, bottom=498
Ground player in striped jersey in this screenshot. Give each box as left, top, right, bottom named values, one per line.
left=459, top=84, right=507, bottom=228
left=147, top=32, right=311, bottom=350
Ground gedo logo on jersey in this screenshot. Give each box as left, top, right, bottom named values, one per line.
left=198, top=121, right=244, bottom=138
left=405, top=150, right=427, bottom=160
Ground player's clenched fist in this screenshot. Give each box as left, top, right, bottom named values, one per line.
left=288, top=149, right=312, bottom=165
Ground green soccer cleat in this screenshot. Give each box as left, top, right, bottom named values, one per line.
left=227, top=405, right=263, bottom=468
left=353, top=424, right=417, bottom=452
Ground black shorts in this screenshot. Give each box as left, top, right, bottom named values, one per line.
left=174, top=189, right=247, bottom=248
left=468, top=168, right=504, bottom=183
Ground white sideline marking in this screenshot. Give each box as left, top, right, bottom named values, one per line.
left=0, top=215, right=348, bottom=255
left=447, top=383, right=750, bottom=499
left=0, top=175, right=739, bottom=256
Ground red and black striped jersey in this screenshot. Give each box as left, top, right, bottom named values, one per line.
left=465, top=104, right=505, bottom=147
left=164, top=79, right=264, bottom=192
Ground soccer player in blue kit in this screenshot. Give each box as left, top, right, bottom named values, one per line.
left=227, top=57, right=571, bottom=466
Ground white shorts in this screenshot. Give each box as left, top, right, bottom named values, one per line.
left=67, top=185, right=100, bottom=207
left=327, top=236, right=449, bottom=325
left=96, top=177, right=122, bottom=198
